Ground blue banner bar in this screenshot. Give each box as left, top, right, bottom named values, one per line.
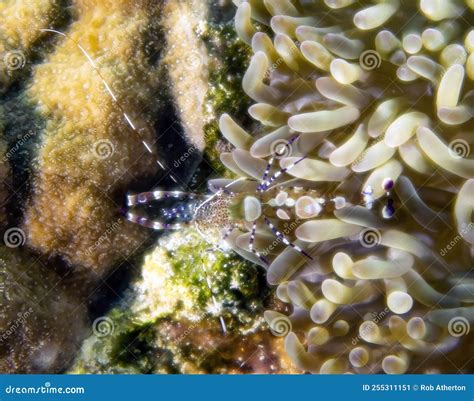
left=0, top=375, right=472, bottom=401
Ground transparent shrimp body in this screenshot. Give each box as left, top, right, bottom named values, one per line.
left=125, top=162, right=394, bottom=268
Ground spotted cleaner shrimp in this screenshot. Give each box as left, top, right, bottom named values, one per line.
left=126, top=137, right=396, bottom=267
left=41, top=28, right=395, bottom=335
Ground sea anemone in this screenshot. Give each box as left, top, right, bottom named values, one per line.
left=217, top=0, right=474, bottom=373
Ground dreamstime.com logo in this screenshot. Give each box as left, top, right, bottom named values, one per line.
left=448, top=139, right=470, bottom=159
left=173, top=144, right=197, bottom=169
left=2, top=130, right=34, bottom=161
left=0, top=259, right=6, bottom=298
left=351, top=135, right=384, bottom=169
left=270, top=139, right=293, bottom=159
left=4, top=383, right=85, bottom=395
left=261, top=219, right=299, bottom=257
left=184, top=50, right=204, bottom=71
left=175, top=311, right=212, bottom=344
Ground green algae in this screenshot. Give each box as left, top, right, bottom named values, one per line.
left=70, top=228, right=274, bottom=374
left=165, top=231, right=267, bottom=328
left=202, top=22, right=253, bottom=176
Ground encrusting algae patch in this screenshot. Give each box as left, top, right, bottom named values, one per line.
left=0, top=0, right=67, bottom=89
left=23, top=0, right=165, bottom=276
left=70, top=228, right=300, bottom=374
left=161, top=0, right=209, bottom=152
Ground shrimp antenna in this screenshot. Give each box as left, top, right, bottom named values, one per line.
left=40, top=29, right=230, bottom=334
left=40, top=28, right=178, bottom=184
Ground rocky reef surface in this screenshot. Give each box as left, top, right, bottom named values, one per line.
left=0, top=247, right=87, bottom=373
left=70, top=228, right=297, bottom=374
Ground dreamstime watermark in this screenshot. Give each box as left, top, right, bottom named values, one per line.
left=448, top=316, right=470, bottom=337
left=2, top=50, right=26, bottom=74
left=268, top=315, right=292, bottom=337
left=92, top=316, right=115, bottom=338
left=85, top=219, right=123, bottom=256
left=5, top=382, right=85, bottom=395
left=268, top=54, right=286, bottom=75
left=270, top=139, right=293, bottom=159
left=359, top=50, right=382, bottom=71
left=267, top=42, right=301, bottom=75
left=359, top=227, right=382, bottom=248
left=0, top=259, right=6, bottom=298
left=352, top=308, right=389, bottom=346
left=3, top=227, right=26, bottom=248
left=175, top=311, right=212, bottom=344
left=3, top=130, right=34, bottom=161
left=448, top=139, right=470, bottom=159
left=184, top=50, right=204, bottom=71
left=173, top=144, right=197, bottom=169
left=0, top=307, right=33, bottom=344
left=261, top=219, right=300, bottom=256
left=351, top=135, right=384, bottom=169
left=92, top=139, right=115, bottom=159
left=439, top=222, right=473, bottom=256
